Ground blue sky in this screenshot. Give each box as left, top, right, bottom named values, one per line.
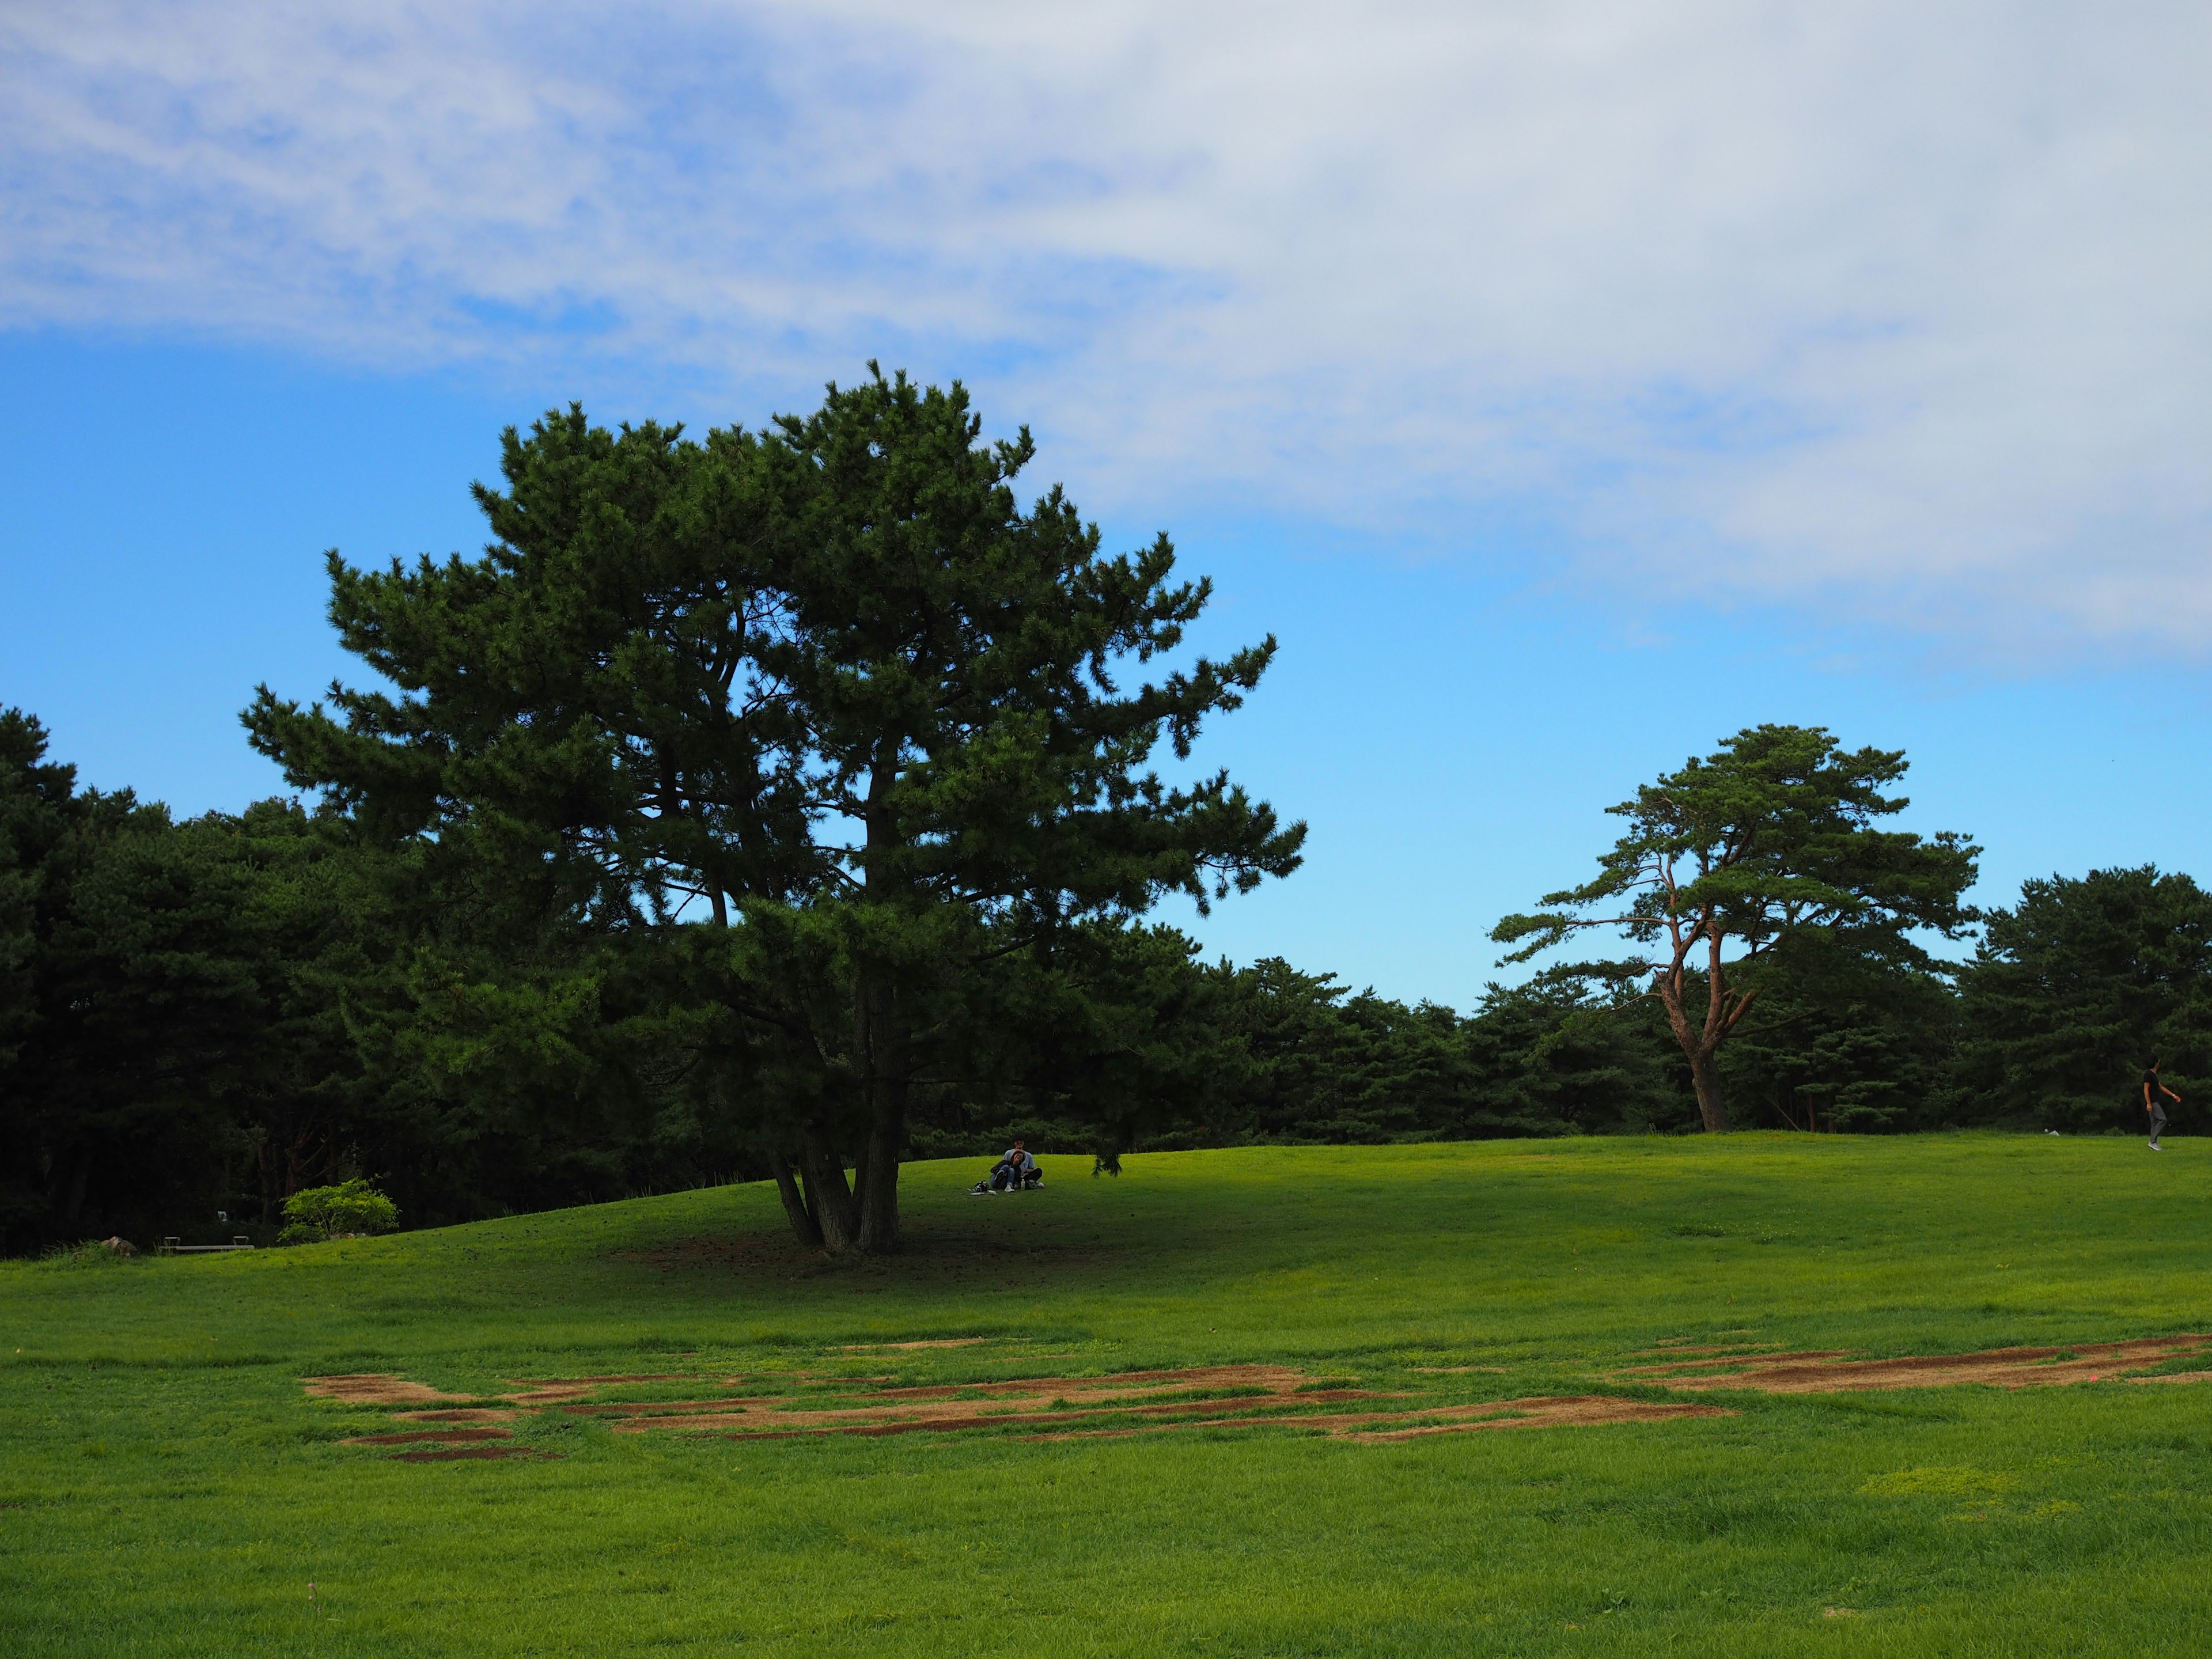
left=3, top=4, right=2209, bottom=1008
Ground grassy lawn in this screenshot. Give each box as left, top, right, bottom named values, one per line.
left=5, top=1132, right=2210, bottom=1656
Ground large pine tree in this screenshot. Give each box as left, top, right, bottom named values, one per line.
left=247, top=369, right=1302, bottom=1252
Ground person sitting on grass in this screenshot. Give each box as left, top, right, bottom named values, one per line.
left=988, top=1141, right=1039, bottom=1192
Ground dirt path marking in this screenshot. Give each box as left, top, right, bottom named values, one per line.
left=318, top=1334, right=2210, bottom=1461
left=499, top=1373, right=700, bottom=1403
left=307, top=1363, right=1713, bottom=1449
left=302, top=1375, right=472, bottom=1406
left=1029, top=1396, right=1733, bottom=1442
left=1612, top=1334, right=2212, bottom=1392
left=518, top=1364, right=1717, bottom=1444
left=1346, top=1397, right=1732, bottom=1441
left=1410, top=1366, right=1510, bottom=1374
left=838, top=1338, right=995, bottom=1351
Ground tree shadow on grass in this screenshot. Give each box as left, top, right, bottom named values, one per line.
left=611, top=1224, right=1129, bottom=1287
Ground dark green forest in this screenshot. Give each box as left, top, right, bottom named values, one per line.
left=4, top=376, right=2207, bottom=1255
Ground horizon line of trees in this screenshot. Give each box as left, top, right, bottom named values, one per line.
left=6, top=695, right=2202, bottom=1255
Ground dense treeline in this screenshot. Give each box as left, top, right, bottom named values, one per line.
left=6, top=691, right=2203, bottom=1253
left=5, top=376, right=2206, bottom=1253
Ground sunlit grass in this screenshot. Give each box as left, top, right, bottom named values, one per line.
left=5, top=1134, right=2210, bottom=1655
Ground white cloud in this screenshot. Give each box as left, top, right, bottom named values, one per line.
left=4, top=0, right=2209, bottom=650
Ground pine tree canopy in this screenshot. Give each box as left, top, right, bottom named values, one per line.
left=1492, top=724, right=1978, bottom=1132
left=243, top=368, right=1305, bottom=1253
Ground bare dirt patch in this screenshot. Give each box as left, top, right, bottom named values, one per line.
left=1619, top=1350, right=1847, bottom=1376
left=1028, top=1396, right=1733, bottom=1442
left=579, top=1364, right=1363, bottom=1434
left=499, top=1374, right=700, bottom=1404
left=472, top=1362, right=1713, bottom=1444
left=1344, top=1397, right=1732, bottom=1442
left=1612, top=1334, right=2212, bottom=1392
left=302, top=1374, right=472, bottom=1406
left=315, top=1334, right=2212, bottom=1463
left=310, top=1361, right=1703, bottom=1449
left=838, top=1338, right=995, bottom=1351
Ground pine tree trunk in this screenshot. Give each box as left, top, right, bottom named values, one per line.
left=850, top=740, right=907, bottom=1256
left=1654, top=970, right=1733, bottom=1134
left=800, top=1127, right=859, bottom=1253
left=852, top=975, right=904, bottom=1255
left=766, top=1150, right=824, bottom=1249
left=1688, top=1047, right=1731, bottom=1133
left=855, top=1092, right=903, bottom=1254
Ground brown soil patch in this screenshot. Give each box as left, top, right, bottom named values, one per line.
left=865, top=1362, right=1308, bottom=1399
left=403, top=1362, right=1711, bottom=1445
left=306, top=1359, right=1736, bottom=1450
left=838, top=1338, right=995, bottom=1351
left=609, top=1388, right=1393, bottom=1437
left=1613, top=1335, right=2212, bottom=1393
left=323, top=1334, right=2212, bottom=1461
left=342, top=1429, right=513, bottom=1446
left=302, top=1374, right=472, bottom=1406
left=1029, top=1396, right=1733, bottom=1442
left=1618, top=1350, right=1848, bottom=1377
left=547, top=1363, right=1329, bottom=1426
left=1346, top=1396, right=1732, bottom=1442
left=499, top=1374, right=700, bottom=1404
left=594, top=1366, right=1373, bottom=1434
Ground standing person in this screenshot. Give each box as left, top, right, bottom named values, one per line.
left=2143, top=1058, right=2181, bottom=1151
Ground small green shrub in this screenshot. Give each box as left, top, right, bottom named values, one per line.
left=279, top=1178, right=400, bottom=1245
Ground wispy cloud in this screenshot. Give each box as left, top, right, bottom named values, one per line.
left=5, top=1, right=2208, bottom=650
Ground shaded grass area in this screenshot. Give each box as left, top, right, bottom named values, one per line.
left=5, top=1134, right=2211, bottom=1655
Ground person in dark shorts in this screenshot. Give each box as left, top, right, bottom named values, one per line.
left=2143, top=1058, right=2181, bottom=1150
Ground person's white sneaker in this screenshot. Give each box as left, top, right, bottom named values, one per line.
left=2150, top=1143, right=2164, bottom=1152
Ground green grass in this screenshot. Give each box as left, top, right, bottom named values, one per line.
left=6, top=1133, right=2211, bottom=1656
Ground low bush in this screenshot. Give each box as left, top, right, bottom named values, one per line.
left=278, top=1178, right=399, bottom=1244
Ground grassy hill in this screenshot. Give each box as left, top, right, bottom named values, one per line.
left=6, top=1135, right=2211, bottom=1656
